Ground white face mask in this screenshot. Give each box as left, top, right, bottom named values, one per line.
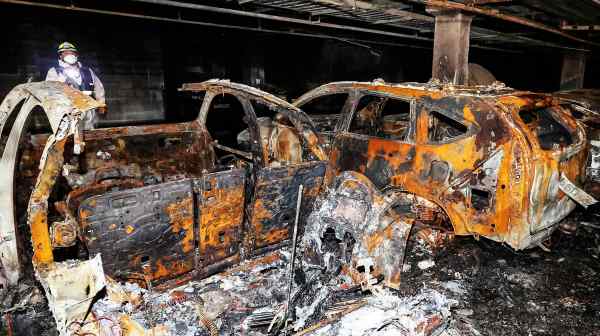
left=63, top=54, right=78, bottom=65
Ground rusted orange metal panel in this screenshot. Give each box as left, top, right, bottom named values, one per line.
left=248, top=161, right=327, bottom=250
left=198, top=169, right=246, bottom=266
left=29, top=139, right=66, bottom=267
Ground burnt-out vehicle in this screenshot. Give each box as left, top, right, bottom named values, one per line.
left=0, top=80, right=327, bottom=333
left=294, top=80, right=597, bottom=289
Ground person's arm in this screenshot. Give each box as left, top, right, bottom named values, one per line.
left=45, top=68, right=59, bottom=81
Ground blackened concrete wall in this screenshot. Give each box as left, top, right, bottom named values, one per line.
left=0, top=6, right=165, bottom=126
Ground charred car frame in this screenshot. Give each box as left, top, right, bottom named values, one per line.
left=0, top=79, right=597, bottom=333
left=295, top=80, right=597, bottom=289
left=0, top=80, right=327, bottom=333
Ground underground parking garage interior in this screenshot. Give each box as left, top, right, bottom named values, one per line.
left=3, top=0, right=600, bottom=335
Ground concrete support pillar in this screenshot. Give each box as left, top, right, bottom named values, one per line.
left=429, top=8, right=473, bottom=85
left=560, top=52, right=586, bottom=90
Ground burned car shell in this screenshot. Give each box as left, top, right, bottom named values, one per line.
left=0, top=80, right=327, bottom=333
left=0, top=82, right=103, bottom=285
left=295, top=81, right=590, bottom=250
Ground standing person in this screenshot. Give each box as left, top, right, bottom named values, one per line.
left=46, top=42, right=106, bottom=129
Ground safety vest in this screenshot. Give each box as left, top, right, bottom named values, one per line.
left=56, top=64, right=96, bottom=97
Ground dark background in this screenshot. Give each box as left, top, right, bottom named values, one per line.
left=0, top=5, right=597, bottom=125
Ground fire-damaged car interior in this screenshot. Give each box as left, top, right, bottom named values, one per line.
left=3, top=80, right=328, bottom=291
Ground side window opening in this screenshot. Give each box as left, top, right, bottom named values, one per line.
left=568, top=106, right=585, bottom=120
left=171, top=91, right=206, bottom=123
left=380, top=97, right=411, bottom=140
left=98, top=91, right=206, bottom=128
left=298, top=93, right=348, bottom=132
left=428, top=111, right=468, bottom=143
left=205, top=93, right=247, bottom=150
left=518, top=107, right=573, bottom=150
left=205, top=93, right=256, bottom=168
left=349, top=94, right=411, bottom=140
left=27, top=106, right=53, bottom=135
left=519, top=109, right=537, bottom=124
left=350, top=95, right=386, bottom=136
left=471, top=188, right=491, bottom=211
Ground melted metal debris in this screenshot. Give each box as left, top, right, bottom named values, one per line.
left=4, top=217, right=600, bottom=335
left=84, top=251, right=292, bottom=336
left=308, top=288, right=457, bottom=336
left=67, top=243, right=479, bottom=336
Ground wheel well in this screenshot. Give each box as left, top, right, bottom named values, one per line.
left=383, top=189, right=454, bottom=233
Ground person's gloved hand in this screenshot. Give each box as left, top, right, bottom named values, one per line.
left=97, top=106, right=107, bottom=114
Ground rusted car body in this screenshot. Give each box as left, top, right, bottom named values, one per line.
left=295, top=80, right=596, bottom=288
left=0, top=80, right=327, bottom=333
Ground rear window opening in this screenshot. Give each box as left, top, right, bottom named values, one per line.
left=518, top=107, right=573, bottom=150
left=300, top=93, right=348, bottom=116
left=428, top=111, right=468, bottom=143
left=349, top=94, right=411, bottom=140
left=27, top=106, right=53, bottom=135
left=297, top=93, right=348, bottom=133
left=471, top=188, right=491, bottom=210
left=205, top=93, right=247, bottom=150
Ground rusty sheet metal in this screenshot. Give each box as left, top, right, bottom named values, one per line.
left=79, top=179, right=196, bottom=284
left=302, top=171, right=414, bottom=289
left=296, top=80, right=588, bottom=252
left=38, top=254, right=105, bottom=335
left=29, top=139, right=67, bottom=268
left=81, top=124, right=215, bottom=185
left=197, top=169, right=245, bottom=267
left=15, top=79, right=324, bottom=271
left=558, top=173, right=598, bottom=208
left=248, top=161, right=327, bottom=251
